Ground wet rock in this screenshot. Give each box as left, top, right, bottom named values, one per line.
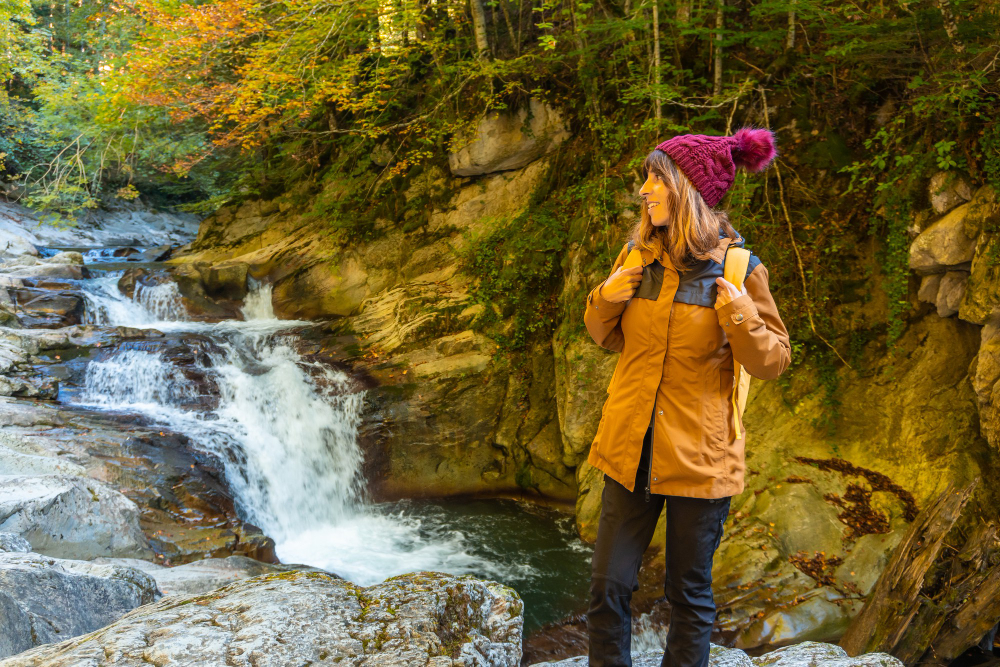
left=0, top=474, right=153, bottom=560
left=8, top=289, right=84, bottom=328
left=203, top=262, right=249, bottom=301
left=140, top=244, right=173, bottom=262
left=112, top=246, right=140, bottom=258
left=0, top=533, right=30, bottom=553
left=0, top=551, right=158, bottom=659
left=449, top=99, right=570, bottom=176
left=0, top=398, right=276, bottom=564
left=1, top=571, right=523, bottom=667
left=171, top=263, right=242, bottom=321
left=908, top=203, right=978, bottom=274
left=96, top=555, right=330, bottom=596
left=928, top=171, right=973, bottom=215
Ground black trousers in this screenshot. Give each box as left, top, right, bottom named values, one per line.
left=587, top=424, right=732, bottom=667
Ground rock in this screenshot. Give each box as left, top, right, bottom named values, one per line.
left=748, top=641, right=903, bottom=666
left=0, top=474, right=153, bottom=560
left=529, top=644, right=754, bottom=666
left=0, top=533, right=30, bottom=553
left=917, top=273, right=941, bottom=304
left=527, top=641, right=902, bottom=666
left=970, top=316, right=1000, bottom=452
left=958, top=187, right=1000, bottom=325
left=372, top=141, right=395, bottom=167
left=709, top=313, right=987, bottom=649
left=140, top=244, right=173, bottom=262
left=928, top=171, right=973, bottom=214
left=1, top=571, right=523, bottom=667
left=0, top=261, right=87, bottom=281
left=935, top=270, right=967, bottom=317
left=908, top=203, right=978, bottom=274
left=0, top=551, right=158, bottom=659
left=46, top=251, right=85, bottom=265
left=203, top=262, right=249, bottom=301
left=7, top=289, right=84, bottom=328
left=95, top=555, right=329, bottom=597
left=449, top=99, right=570, bottom=177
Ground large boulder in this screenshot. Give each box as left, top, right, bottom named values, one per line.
left=0, top=475, right=153, bottom=560
left=908, top=203, right=978, bottom=274
left=0, top=551, right=158, bottom=659
left=0, top=571, right=523, bottom=667
left=448, top=99, right=570, bottom=177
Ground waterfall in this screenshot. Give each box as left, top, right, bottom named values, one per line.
left=83, top=272, right=187, bottom=326
left=76, top=273, right=494, bottom=585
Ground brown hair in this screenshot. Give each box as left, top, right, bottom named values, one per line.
left=631, top=150, right=738, bottom=271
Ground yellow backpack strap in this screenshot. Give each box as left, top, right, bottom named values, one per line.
left=723, top=246, right=752, bottom=440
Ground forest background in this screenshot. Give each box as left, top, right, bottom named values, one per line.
left=1, top=0, right=998, bottom=420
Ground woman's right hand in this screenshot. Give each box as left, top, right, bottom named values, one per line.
left=600, top=265, right=644, bottom=303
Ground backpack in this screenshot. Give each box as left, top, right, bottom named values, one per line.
left=722, top=246, right=752, bottom=440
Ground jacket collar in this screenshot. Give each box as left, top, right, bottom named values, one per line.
left=640, top=228, right=744, bottom=267
left=706, top=229, right=744, bottom=264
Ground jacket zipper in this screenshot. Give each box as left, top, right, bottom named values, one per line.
left=645, top=406, right=654, bottom=503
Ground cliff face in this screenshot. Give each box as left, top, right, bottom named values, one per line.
left=170, top=101, right=1000, bottom=648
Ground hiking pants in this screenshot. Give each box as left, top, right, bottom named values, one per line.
left=587, top=424, right=732, bottom=667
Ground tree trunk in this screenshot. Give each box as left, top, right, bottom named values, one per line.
left=840, top=479, right=1000, bottom=665
left=499, top=0, right=518, bottom=55
left=652, top=0, right=661, bottom=121
left=785, top=1, right=796, bottom=50
left=469, top=0, right=490, bottom=57
left=713, top=0, right=724, bottom=97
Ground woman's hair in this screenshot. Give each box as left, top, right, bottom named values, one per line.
left=630, top=149, right=738, bottom=271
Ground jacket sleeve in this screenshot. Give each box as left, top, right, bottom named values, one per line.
left=715, top=262, right=791, bottom=380
left=584, top=244, right=630, bottom=352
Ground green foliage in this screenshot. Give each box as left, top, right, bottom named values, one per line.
left=461, top=198, right=568, bottom=355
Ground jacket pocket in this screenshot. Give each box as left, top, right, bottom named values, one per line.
left=710, top=364, right=733, bottom=448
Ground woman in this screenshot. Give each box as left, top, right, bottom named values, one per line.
left=583, top=128, right=792, bottom=667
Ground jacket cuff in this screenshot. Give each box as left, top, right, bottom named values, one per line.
left=588, top=283, right=627, bottom=318
left=716, top=293, right=758, bottom=328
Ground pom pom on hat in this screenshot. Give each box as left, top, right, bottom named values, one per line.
left=732, top=127, right=777, bottom=172
left=654, top=127, right=779, bottom=207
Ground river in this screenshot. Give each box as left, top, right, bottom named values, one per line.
left=36, top=244, right=592, bottom=635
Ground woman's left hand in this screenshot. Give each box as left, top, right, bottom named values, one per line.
left=714, top=277, right=747, bottom=309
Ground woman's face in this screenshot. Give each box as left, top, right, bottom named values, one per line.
left=639, top=170, right=671, bottom=227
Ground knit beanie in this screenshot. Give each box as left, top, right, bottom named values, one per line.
left=654, top=128, right=778, bottom=208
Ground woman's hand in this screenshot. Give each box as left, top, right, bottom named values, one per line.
left=714, top=276, right=747, bottom=309
left=601, top=265, right=644, bottom=303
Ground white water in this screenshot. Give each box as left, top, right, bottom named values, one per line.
left=77, top=274, right=498, bottom=585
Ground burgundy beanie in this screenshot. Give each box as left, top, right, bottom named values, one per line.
left=654, top=127, right=778, bottom=207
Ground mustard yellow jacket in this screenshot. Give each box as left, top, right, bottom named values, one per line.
left=584, top=231, right=791, bottom=499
